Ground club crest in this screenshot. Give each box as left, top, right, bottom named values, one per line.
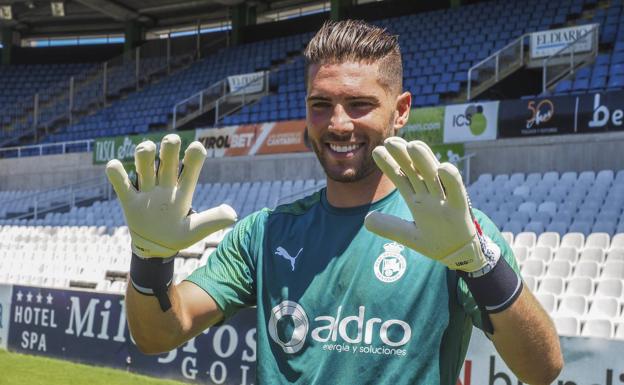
left=374, top=242, right=407, bottom=283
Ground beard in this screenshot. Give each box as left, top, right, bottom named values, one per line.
left=310, top=120, right=395, bottom=183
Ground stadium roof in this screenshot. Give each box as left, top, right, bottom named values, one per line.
left=0, top=0, right=319, bottom=38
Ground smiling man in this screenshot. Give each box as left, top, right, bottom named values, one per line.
left=106, top=20, right=563, bottom=385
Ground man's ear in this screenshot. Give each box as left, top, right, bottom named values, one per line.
left=394, top=91, right=411, bottom=133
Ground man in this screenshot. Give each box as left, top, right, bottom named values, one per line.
left=106, top=20, right=563, bottom=384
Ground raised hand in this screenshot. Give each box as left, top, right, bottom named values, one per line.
left=365, top=137, right=497, bottom=273
left=106, top=134, right=237, bottom=258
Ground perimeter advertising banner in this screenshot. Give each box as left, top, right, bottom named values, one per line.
left=195, top=120, right=309, bottom=158
left=399, top=106, right=464, bottom=162
left=7, top=285, right=257, bottom=384
left=4, top=284, right=624, bottom=384
left=577, top=91, right=624, bottom=133
left=0, top=284, right=11, bottom=349
left=92, top=131, right=196, bottom=165
left=400, top=106, right=445, bottom=144
left=498, top=95, right=577, bottom=137
left=458, top=330, right=624, bottom=385
left=430, top=144, right=465, bottom=164
left=443, top=101, right=499, bottom=143
left=530, top=25, right=596, bottom=59
left=227, top=71, right=266, bottom=95
left=498, top=91, right=624, bottom=138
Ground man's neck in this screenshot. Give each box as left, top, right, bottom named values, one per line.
left=325, top=170, right=396, bottom=208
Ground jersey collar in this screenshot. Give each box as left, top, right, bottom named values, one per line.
left=320, top=188, right=399, bottom=216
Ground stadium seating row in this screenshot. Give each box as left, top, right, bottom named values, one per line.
left=469, top=169, right=624, bottom=236
left=0, top=179, right=325, bottom=226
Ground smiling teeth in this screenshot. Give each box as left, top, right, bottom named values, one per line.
left=330, top=144, right=360, bottom=153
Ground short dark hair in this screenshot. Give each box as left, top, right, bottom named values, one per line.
left=304, top=19, right=403, bottom=94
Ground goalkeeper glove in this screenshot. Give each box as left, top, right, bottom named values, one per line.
left=105, top=134, right=238, bottom=258
left=364, top=137, right=499, bottom=274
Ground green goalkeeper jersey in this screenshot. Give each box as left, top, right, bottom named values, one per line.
left=186, top=188, right=519, bottom=385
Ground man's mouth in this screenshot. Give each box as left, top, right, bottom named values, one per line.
left=326, top=142, right=365, bottom=156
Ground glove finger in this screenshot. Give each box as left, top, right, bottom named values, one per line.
left=406, top=141, right=445, bottom=200
left=384, top=137, right=427, bottom=195
left=157, top=134, right=181, bottom=188
left=188, top=204, right=238, bottom=243
left=372, top=146, right=417, bottom=202
left=105, top=159, right=135, bottom=203
left=364, top=211, right=420, bottom=250
left=438, top=162, right=468, bottom=211
left=178, top=141, right=207, bottom=207
left=134, top=140, right=156, bottom=192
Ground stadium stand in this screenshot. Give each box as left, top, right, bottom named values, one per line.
left=0, top=0, right=599, bottom=149
left=40, top=33, right=313, bottom=144
left=551, top=1, right=624, bottom=94
left=0, top=63, right=95, bottom=107
left=2, top=164, right=624, bottom=340
left=0, top=178, right=325, bottom=292
left=469, top=169, right=624, bottom=237
left=0, top=179, right=325, bottom=227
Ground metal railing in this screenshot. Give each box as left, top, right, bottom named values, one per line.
left=0, top=139, right=93, bottom=158
left=0, top=31, right=227, bottom=147
left=542, top=24, right=599, bottom=94
left=212, top=71, right=270, bottom=126
left=1, top=175, right=112, bottom=221
left=172, top=79, right=228, bottom=128
left=467, top=34, right=530, bottom=100
left=457, top=152, right=476, bottom=185
left=172, top=71, right=270, bottom=129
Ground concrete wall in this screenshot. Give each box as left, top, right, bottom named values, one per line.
left=1, top=131, right=623, bottom=191
left=0, top=151, right=324, bottom=191
left=0, top=152, right=104, bottom=191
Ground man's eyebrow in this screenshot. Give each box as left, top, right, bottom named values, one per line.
left=307, top=95, right=330, bottom=101
left=306, top=95, right=379, bottom=101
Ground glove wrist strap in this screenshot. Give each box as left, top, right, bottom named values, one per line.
left=457, top=257, right=523, bottom=335
left=458, top=257, right=523, bottom=314
left=130, top=253, right=175, bottom=312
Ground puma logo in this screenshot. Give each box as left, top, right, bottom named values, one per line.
left=275, top=246, right=303, bottom=271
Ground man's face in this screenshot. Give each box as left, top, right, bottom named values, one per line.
left=305, top=61, right=403, bottom=183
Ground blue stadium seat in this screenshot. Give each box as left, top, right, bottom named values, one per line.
left=554, top=80, right=572, bottom=94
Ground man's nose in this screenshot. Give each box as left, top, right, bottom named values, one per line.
left=328, top=104, right=353, bottom=135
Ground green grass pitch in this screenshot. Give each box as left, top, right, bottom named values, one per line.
left=0, top=349, right=187, bottom=385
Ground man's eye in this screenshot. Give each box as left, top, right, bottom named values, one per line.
left=311, top=102, right=331, bottom=109
left=351, top=101, right=372, bottom=108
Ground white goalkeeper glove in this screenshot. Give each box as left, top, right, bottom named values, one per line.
left=105, top=134, right=237, bottom=258
left=365, top=137, right=499, bottom=274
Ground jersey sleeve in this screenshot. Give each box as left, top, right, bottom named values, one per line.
left=185, top=209, right=267, bottom=320
left=456, top=209, right=521, bottom=331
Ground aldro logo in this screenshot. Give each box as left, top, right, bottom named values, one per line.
left=268, top=301, right=412, bottom=356
left=452, top=104, right=487, bottom=136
